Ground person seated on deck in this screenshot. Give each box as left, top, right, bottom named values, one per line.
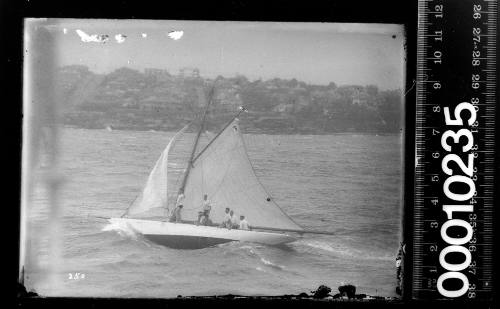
left=220, top=207, right=232, bottom=229
left=239, top=215, right=250, bottom=230
left=230, top=210, right=240, bottom=229
left=169, top=204, right=183, bottom=223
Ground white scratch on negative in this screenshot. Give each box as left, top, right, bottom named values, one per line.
left=115, top=34, right=127, bottom=43
left=75, top=29, right=109, bottom=43
left=167, top=30, right=184, bottom=40
left=63, top=28, right=68, bottom=34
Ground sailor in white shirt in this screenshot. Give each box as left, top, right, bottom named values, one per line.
left=169, top=193, right=185, bottom=223
left=239, top=215, right=250, bottom=230
left=221, top=207, right=232, bottom=229
left=198, top=194, right=212, bottom=225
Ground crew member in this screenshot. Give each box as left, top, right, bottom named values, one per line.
left=169, top=193, right=185, bottom=223
left=221, top=207, right=232, bottom=229
left=230, top=210, right=240, bottom=229
left=239, top=215, right=250, bottom=230
left=169, top=204, right=183, bottom=223
left=198, top=194, right=212, bottom=225
left=176, top=193, right=185, bottom=208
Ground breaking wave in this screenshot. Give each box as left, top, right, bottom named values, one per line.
left=259, top=257, right=285, bottom=270
left=102, top=219, right=140, bottom=240
left=235, top=244, right=286, bottom=270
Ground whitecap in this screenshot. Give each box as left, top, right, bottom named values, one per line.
left=102, top=219, right=139, bottom=240
left=259, top=257, right=285, bottom=270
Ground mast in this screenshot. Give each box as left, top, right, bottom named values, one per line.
left=177, top=85, right=216, bottom=195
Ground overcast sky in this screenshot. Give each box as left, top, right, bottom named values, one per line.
left=34, top=19, right=405, bottom=90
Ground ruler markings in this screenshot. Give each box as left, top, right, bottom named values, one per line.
left=413, top=0, right=496, bottom=301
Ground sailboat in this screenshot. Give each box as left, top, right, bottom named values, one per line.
left=108, top=88, right=333, bottom=249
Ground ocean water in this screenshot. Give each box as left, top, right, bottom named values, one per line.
left=23, top=127, right=403, bottom=298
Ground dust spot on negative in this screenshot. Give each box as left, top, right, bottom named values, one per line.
left=392, top=35, right=397, bottom=39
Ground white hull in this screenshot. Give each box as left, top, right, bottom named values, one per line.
left=109, top=218, right=298, bottom=249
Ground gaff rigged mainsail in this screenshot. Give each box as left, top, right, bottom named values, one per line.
left=124, top=125, right=189, bottom=216
left=182, top=118, right=303, bottom=231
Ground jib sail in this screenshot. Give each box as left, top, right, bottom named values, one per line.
left=124, top=124, right=189, bottom=216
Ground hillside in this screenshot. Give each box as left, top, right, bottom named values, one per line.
left=56, top=65, right=403, bottom=134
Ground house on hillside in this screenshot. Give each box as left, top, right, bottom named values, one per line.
left=179, top=67, right=200, bottom=79
left=351, top=90, right=370, bottom=106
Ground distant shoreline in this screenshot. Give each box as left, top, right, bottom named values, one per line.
left=61, top=124, right=402, bottom=136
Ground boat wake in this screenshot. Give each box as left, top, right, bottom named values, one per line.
left=299, top=240, right=338, bottom=254
left=102, top=219, right=140, bottom=240
left=295, top=239, right=393, bottom=262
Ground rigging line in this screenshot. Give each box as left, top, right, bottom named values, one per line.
left=121, top=194, right=139, bottom=218
left=199, top=130, right=212, bottom=199
left=201, top=153, right=204, bottom=199
left=173, top=164, right=184, bottom=198
left=178, top=83, right=217, bottom=195
left=192, top=107, right=246, bottom=164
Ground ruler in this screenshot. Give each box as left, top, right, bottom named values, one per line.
left=413, top=0, right=497, bottom=300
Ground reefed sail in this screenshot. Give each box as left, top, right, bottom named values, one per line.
left=124, top=125, right=189, bottom=216
left=182, top=118, right=303, bottom=231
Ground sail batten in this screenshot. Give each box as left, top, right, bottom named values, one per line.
left=124, top=125, right=189, bottom=216
left=182, top=119, right=303, bottom=231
